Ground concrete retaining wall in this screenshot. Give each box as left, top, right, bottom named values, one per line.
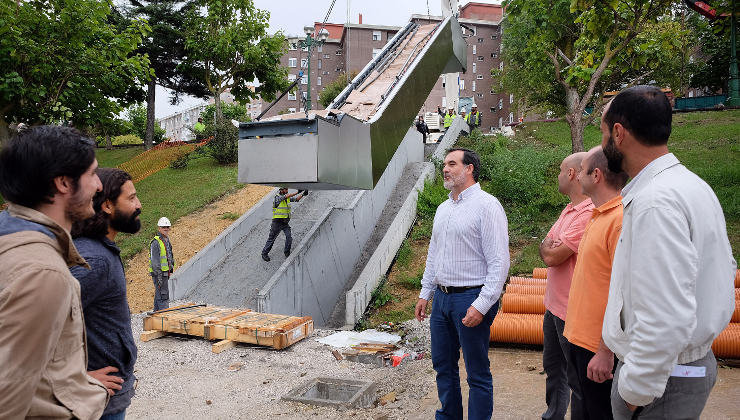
left=433, top=116, right=468, bottom=161
left=344, top=162, right=435, bottom=326
left=257, top=127, right=423, bottom=326
left=169, top=189, right=277, bottom=300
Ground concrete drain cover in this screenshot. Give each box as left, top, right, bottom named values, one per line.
left=282, top=377, right=376, bottom=408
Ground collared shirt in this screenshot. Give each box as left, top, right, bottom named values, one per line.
left=543, top=198, right=594, bottom=320
left=419, top=183, right=510, bottom=314
left=564, top=195, right=623, bottom=353
left=71, top=236, right=137, bottom=416
left=603, top=153, right=736, bottom=406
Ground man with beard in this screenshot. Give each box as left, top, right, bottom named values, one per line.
left=71, top=168, right=142, bottom=419
left=415, top=148, right=509, bottom=419
left=150, top=217, right=175, bottom=311
left=600, top=86, right=735, bottom=419
left=540, top=152, right=593, bottom=420
left=0, top=126, right=108, bottom=419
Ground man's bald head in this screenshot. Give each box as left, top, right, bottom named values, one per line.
left=558, top=152, right=588, bottom=197
left=563, top=152, right=588, bottom=170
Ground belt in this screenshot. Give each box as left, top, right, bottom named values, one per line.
left=437, top=284, right=483, bottom=294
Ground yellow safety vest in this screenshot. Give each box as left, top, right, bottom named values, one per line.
left=465, top=112, right=480, bottom=126
left=272, top=198, right=290, bottom=219
left=444, top=114, right=453, bottom=128
left=148, top=236, right=174, bottom=272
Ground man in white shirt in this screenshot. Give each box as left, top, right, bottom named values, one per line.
left=415, top=148, right=510, bottom=420
left=600, top=85, right=736, bottom=419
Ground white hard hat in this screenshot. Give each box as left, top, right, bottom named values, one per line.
left=471, top=103, right=477, bottom=108
left=157, top=217, right=172, bottom=227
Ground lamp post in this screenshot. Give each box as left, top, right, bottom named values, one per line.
left=300, top=27, right=329, bottom=111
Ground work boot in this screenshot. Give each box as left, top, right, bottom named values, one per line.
left=261, top=253, right=270, bottom=262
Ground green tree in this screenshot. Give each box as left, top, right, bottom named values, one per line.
left=124, top=0, right=211, bottom=149
left=199, top=102, right=250, bottom=126
left=497, top=0, right=679, bottom=152
left=183, top=0, right=289, bottom=123
left=126, top=104, right=166, bottom=144
left=687, top=4, right=732, bottom=94
left=0, top=0, right=151, bottom=144
left=318, top=72, right=355, bottom=108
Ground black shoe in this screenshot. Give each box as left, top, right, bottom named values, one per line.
left=262, top=254, right=270, bottom=262
left=284, top=251, right=290, bottom=258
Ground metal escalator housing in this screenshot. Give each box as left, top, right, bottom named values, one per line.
left=237, top=16, right=466, bottom=190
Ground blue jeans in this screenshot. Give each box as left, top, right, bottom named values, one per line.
left=430, top=287, right=498, bottom=420
left=100, top=409, right=126, bottom=420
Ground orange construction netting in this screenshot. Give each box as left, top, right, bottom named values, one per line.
left=118, top=138, right=211, bottom=183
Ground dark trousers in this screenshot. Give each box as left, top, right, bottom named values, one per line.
left=542, top=310, right=582, bottom=420
left=430, top=287, right=498, bottom=420
left=152, top=273, right=169, bottom=311
left=611, top=350, right=717, bottom=420
left=262, top=219, right=292, bottom=256
left=566, top=342, right=613, bottom=420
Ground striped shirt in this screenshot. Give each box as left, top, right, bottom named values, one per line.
left=419, top=183, right=510, bottom=314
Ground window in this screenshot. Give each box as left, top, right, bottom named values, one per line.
left=324, top=71, right=329, bottom=75
left=476, top=93, right=483, bottom=98
left=318, top=59, right=322, bottom=69
left=288, top=74, right=296, bottom=82
left=490, top=107, right=496, bottom=113
left=335, top=67, right=341, bottom=72
left=477, top=38, right=483, bottom=43
left=498, top=117, right=503, bottom=127
left=289, top=107, right=296, bottom=113
left=499, top=99, right=503, bottom=109
left=459, top=79, right=465, bottom=90
left=478, top=56, right=484, bottom=61
left=300, top=58, right=308, bottom=68
left=472, top=62, right=476, bottom=73
left=372, top=48, right=382, bottom=59
left=288, top=58, right=297, bottom=67
left=301, top=75, right=308, bottom=85
left=317, top=44, right=322, bottom=52
left=490, top=90, right=495, bottom=95
left=324, top=54, right=330, bottom=59
left=299, top=107, right=304, bottom=112
left=335, top=50, right=342, bottom=55
left=472, top=81, right=476, bottom=92
left=289, top=42, right=298, bottom=51
left=470, top=26, right=477, bottom=35
left=491, top=52, right=498, bottom=59
left=288, top=92, right=296, bottom=101
left=510, top=94, right=514, bottom=104
left=477, top=74, right=483, bottom=80
left=499, top=62, right=504, bottom=71
left=372, top=30, right=381, bottom=41
left=491, top=33, right=498, bottom=39
left=509, top=112, right=513, bottom=123
left=472, top=45, right=476, bottom=55
left=317, top=76, right=322, bottom=86
left=302, top=92, right=308, bottom=100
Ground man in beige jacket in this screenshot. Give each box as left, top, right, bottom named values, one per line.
left=0, top=126, right=109, bottom=419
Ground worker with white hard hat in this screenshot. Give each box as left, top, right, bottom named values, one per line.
left=466, top=103, right=481, bottom=130
left=149, top=216, right=175, bottom=310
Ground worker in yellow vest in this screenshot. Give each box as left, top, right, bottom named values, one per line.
left=261, top=187, right=306, bottom=262
left=149, top=217, right=175, bottom=311
left=443, top=107, right=455, bottom=130
left=465, top=104, right=481, bottom=129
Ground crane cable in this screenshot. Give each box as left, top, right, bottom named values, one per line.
left=299, top=0, right=338, bottom=115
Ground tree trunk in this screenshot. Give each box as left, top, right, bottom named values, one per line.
left=145, top=78, right=156, bottom=150
left=214, top=91, right=223, bottom=123
left=564, top=87, right=585, bottom=153
left=0, top=119, right=9, bottom=147
left=105, top=131, right=113, bottom=150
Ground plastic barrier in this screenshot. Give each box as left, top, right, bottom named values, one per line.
left=532, top=267, right=547, bottom=279
left=506, top=283, right=546, bottom=295
left=490, top=313, right=545, bottom=345
left=509, top=277, right=547, bottom=285
left=501, top=293, right=546, bottom=314
left=712, top=323, right=740, bottom=359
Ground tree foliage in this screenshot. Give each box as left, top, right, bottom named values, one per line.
left=126, top=104, right=167, bottom=144
left=183, top=0, right=288, bottom=122
left=318, top=72, right=355, bottom=108
left=0, top=0, right=151, bottom=142
left=497, top=0, right=679, bottom=152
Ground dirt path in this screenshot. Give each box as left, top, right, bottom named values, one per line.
left=126, top=184, right=273, bottom=313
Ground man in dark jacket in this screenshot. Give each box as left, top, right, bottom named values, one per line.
left=71, top=168, right=142, bottom=419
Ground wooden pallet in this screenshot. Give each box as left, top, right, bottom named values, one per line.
left=141, top=303, right=314, bottom=352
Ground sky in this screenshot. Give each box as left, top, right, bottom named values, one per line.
left=156, top=0, right=501, bottom=118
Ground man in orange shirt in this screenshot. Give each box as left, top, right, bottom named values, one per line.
left=564, top=146, right=628, bottom=419
left=540, top=152, right=594, bottom=420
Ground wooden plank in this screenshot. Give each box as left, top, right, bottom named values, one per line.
left=212, top=339, right=237, bottom=354
left=141, top=330, right=166, bottom=342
